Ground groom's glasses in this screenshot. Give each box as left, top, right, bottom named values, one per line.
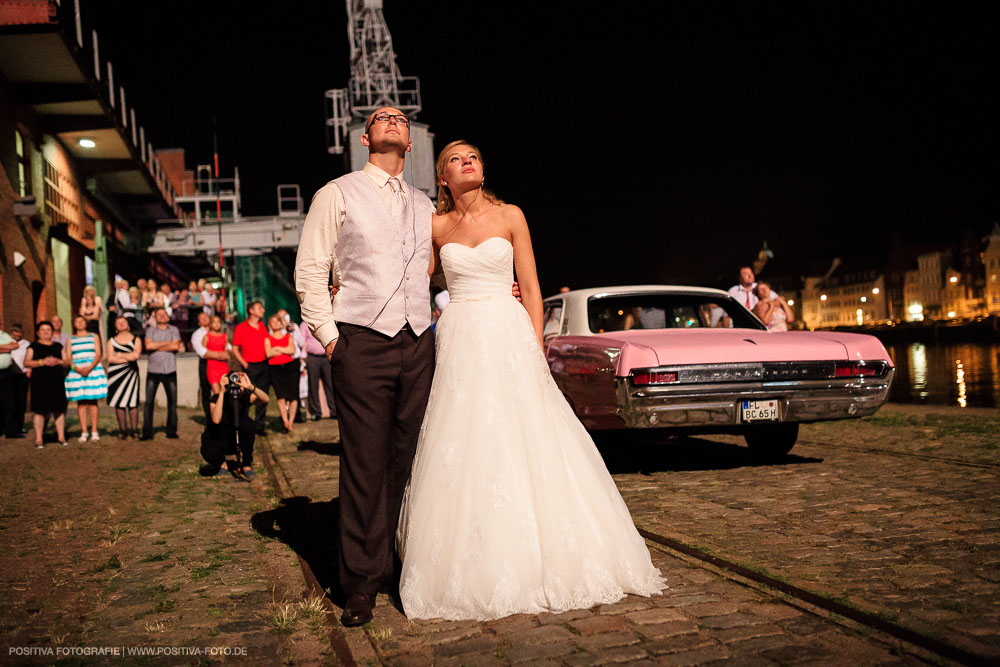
left=367, top=113, right=410, bottom=133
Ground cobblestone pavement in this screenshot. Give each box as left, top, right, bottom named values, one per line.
left=0, top=408, right=333, bottom=666
left=609, top=404, right=1000, bottom=664
left=260, top=403, right=998, bottom=665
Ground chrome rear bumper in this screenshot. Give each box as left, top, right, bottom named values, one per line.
left=613, top=368, right=894, bottom=428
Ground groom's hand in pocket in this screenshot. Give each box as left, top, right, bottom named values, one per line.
left=326, top=340, right=337, bottom=360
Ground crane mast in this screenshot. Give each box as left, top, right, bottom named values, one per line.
left=326, top=0, right=421, bottom=155
left=325, top=0, right=436, bottom=197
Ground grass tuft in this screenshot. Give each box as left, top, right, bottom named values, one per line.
left=266, top=602, right=298, bottom=632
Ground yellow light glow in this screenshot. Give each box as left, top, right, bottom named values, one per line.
left=617, top=310, right=623, bottom=316
left=787, top=299, right=794, bottom=306
left=820, top=295, right=827, bottom=301
left=856, top=308, right=863, bottom=326
left=956, top=360, right=966, bottom=408
left=78, top=138, right=96, bottom=148
left=860, top=296, right=867, bottom=303
left=872, top=288, right=880, bottom=295
left=949, top=276, right=959, bottom=283
left=947, top=311, right=956, bottom=318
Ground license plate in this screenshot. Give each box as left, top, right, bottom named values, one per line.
left=742, top=399, right=779, bottom=422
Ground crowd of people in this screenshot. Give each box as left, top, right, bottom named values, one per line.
left=0, top=264, right=792, bottom=455
left=0, top=277, right=340, bottom=463
left=98, top=277, right=225, bottom=337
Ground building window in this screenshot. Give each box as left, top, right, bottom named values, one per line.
left=15, top=129, right=30, bottom=197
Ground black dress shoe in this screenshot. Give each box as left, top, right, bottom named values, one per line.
left=341, top=593, right=374, bottom=627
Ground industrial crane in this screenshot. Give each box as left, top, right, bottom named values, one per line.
left=325, top=0, right=436, bottom=197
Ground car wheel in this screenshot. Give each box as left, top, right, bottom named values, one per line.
left=743, top=423, right=798, bottom=459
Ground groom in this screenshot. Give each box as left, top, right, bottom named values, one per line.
left=295, top=106, right=436, bottom=626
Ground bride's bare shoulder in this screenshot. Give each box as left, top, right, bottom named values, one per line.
left=432, top=211, right=458, bottom=241
left=496, top=203, right=527, bottom=232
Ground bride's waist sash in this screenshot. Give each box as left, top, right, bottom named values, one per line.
left=447, top=290, right=512, bottom=303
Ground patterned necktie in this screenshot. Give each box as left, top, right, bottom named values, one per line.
left=745, top=290, right=751, bottom=308
left=388, top=177, right=404, bottom=215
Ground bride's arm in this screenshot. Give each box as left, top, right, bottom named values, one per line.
left=429, top=214, right=448, bottom=289
left=506, top=205, right=544, bottom=348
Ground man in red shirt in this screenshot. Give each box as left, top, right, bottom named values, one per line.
left=232, top=301, right=270, bottom=434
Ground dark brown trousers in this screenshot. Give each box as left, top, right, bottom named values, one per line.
left=330, top=323, right=435, bottom=596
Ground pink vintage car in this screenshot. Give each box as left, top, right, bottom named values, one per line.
left=543, top=286, right=895, bottom=457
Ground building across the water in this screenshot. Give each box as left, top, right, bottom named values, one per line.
left=801, top=271, right=888, bottom=329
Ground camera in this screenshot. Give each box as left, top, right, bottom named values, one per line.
left=227, top=371, right=245, bottom=398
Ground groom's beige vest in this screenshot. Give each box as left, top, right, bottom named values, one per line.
left=331, top=171, right=434, bottom=337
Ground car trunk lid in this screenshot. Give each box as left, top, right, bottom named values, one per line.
left=601, top=329, right=851, bottom=373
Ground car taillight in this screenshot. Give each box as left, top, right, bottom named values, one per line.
left=632, top=371, right=678, bottom=385
left=834, top=361, right=883, bottom=377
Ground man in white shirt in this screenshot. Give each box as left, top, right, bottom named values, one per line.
left=9, top=325, right=29, bottom=437
left=201, top=283, right=217, bottom=315
left=0, top=327, right=18, bottom=438
left=190, top=312, right=212, bottom=418
left=295, top=106, right=436, bottom=627
left=728, top=266, right=784, bottom=312
left=728, top=266, right=759, bottom=310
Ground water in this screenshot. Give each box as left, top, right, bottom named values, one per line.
left=885, top=342, right=1000, bottom=408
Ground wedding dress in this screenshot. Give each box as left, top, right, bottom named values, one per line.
left=396, top=236, right=665, bottom=621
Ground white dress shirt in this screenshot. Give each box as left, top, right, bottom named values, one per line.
left=728, top=283, right=780, bottom=311
left=729, top=283, right=758, bottom=310
left=295, top=162, right=410, bottom=347
left=11, top=339, right=29, bottom=372
left=190, top=326, right=209, bottom=358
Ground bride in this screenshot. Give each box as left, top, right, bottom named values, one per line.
left=396, top=141, right=665, bottom=621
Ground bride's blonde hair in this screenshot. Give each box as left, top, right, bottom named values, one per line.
left=435, top=140, right=504, bottom=215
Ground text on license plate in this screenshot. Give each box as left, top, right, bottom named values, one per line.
left=742, top=399, right=779, bottom=422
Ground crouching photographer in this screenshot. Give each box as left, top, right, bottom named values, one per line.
left=201, top=371, right=269, bottom=480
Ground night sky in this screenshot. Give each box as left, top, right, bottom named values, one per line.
left=86, top=2, right=997, bottom=295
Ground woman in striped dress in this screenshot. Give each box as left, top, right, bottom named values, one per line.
left=106, top=315, right=142, bottom=439
left=63, top=315, right=108, bottom=442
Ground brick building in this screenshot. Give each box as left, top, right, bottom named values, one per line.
left=0, top=1, right=180, bottom=331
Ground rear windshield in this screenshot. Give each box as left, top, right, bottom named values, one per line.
left=587, top=294, right=765, bottom=333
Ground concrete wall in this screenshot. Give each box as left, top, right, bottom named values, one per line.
left=136, top=353, right=201, bottom=408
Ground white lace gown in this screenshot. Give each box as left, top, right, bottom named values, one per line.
left=396, top=237, right=665, bottom=621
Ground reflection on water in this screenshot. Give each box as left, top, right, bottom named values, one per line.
left=909, top=343, right=928, bottom=399
left=887, top=342, right=1000, bottom=408
left=956, top=360, right=966, bottom=408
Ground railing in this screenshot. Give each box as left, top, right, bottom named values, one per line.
left=155, top=213, right=303, bottom=228
left=43, top=156, right=80, bottom=230
left=46, top=0, right=182, bottom=219
left=180, top=177, right=239, bottom=197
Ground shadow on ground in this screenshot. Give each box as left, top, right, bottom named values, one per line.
left=594, top=433, right=823, bottom=474
left=297, top=440, right=344, bottom=456
left=251, top=497, right=345, bottom=604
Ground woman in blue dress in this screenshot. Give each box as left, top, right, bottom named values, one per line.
left=64, top=315, right=108, bottom=442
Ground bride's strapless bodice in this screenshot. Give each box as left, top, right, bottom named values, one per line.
left=440, top=237, right=514, bottom=302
